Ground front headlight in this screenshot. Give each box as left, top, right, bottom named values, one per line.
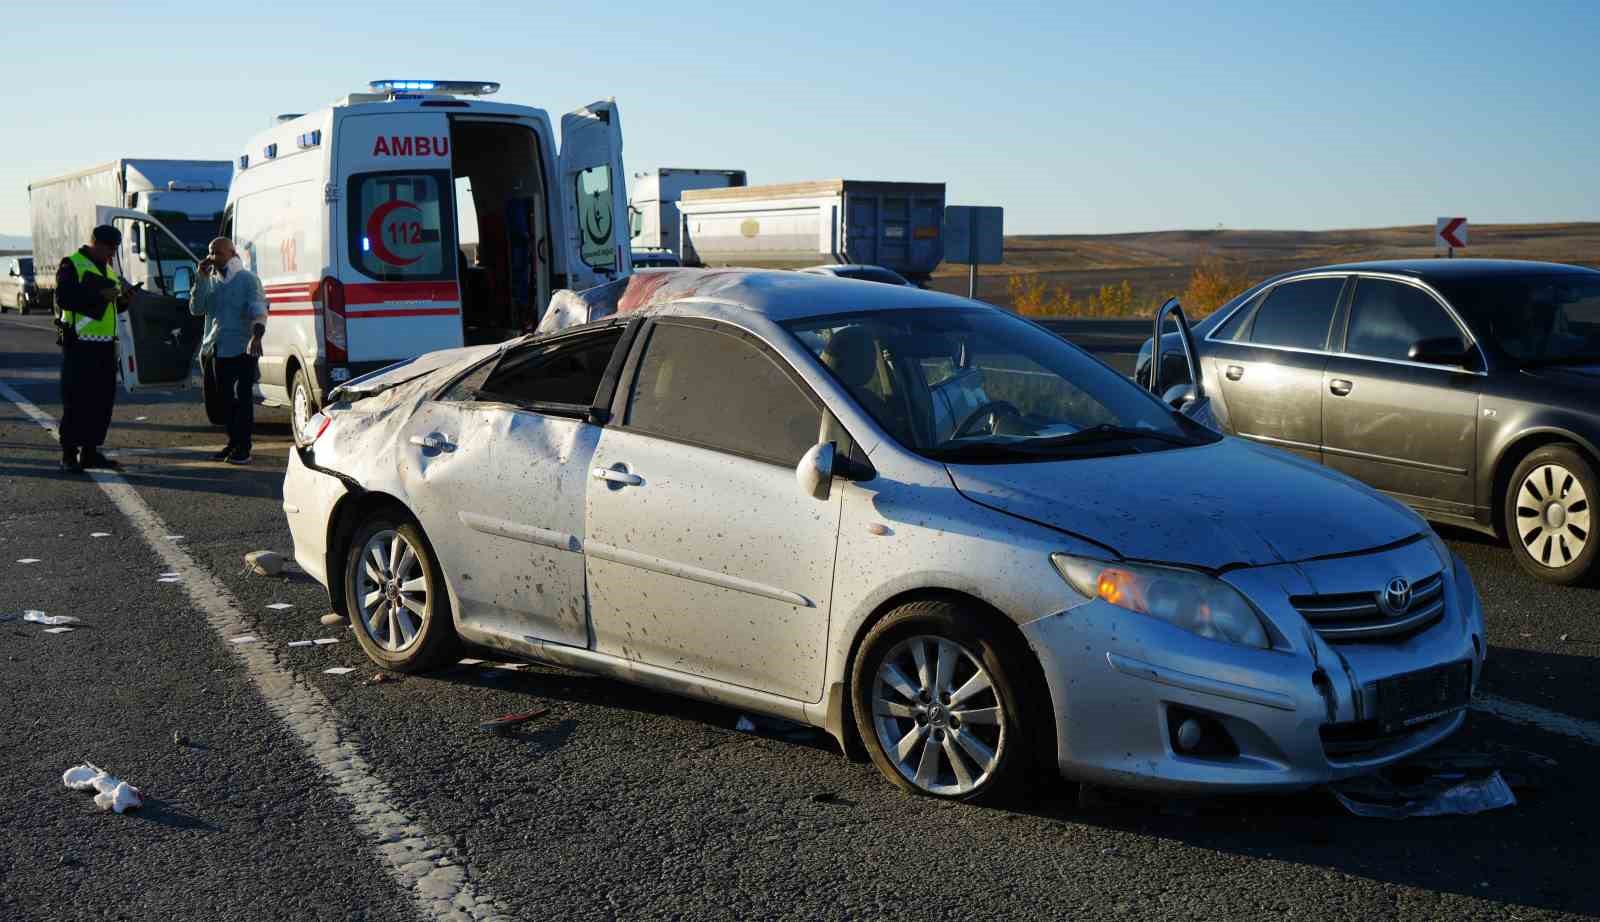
left=1052, top=553, right=1271, bottom=649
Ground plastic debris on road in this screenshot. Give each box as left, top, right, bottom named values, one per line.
left=319, top=613, right=344, bottom=626
left=229, top=635, right=259, bottom=645
left=23, top=611, right=79, bottom=626
left=42, top=627, right=74, bottom=635
left=1330, top=750, right=1518, bottom=818
left=90, top=532, right=110, bottom=539
left=287, top=640, right=314, bottom=647
left=478, top=707, right=550, bottom=733
left=312, top=637, right=338, bottom=645
left=244, top=550, right=284, bottom=576
left=266, top=603, right=294, bottom=611
left=458, top=658, right=486, bottom=666
left=324, top=666, right=355, bottom=675
left=17, top=558, right=40, bottom=564
left=61, top=762, right=143, bottom=814
left=166, top=535, right=184, bottom=541
left=734, top=714, right=820, bottom=741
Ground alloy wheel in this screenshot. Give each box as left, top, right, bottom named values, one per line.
left=1516, top=463, right=1591, bottom=568
left=871, top=635, right=1005, bottom=796
left=354, top=529, right=429, bottom=652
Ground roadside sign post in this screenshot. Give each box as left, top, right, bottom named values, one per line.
left=1435, top=217, right=1468, bottom=258
left=943, top=206, right=1004, bottom=298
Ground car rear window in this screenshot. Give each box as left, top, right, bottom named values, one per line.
left=625, top=322, right=821, bottom=466
left=1345, top=279, right=1465, bottom=362
left=349, top=170, right=454, bottom=281
left=1247, top=277, right=1344, bottom=351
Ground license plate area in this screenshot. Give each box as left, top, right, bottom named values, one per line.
left=1376, top=662, right=1471, bottom=734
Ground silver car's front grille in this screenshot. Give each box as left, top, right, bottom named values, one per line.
left=1292, top=571, right=1445, bottom=642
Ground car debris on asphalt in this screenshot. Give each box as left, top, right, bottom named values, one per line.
left=22, top=611, right=78, bottom=626
left=478, top=707, right=550, bottom=733
left=244, top=550, right=284, bottom=576
left=319, top=613, right=344, bottom=626
left=324, top=666, right=355, bottom=675
left=61, top=762, right=144, bottom=814
left=1329, top=750, right=1519, bottom=818
left=735, top=714, right=821, bottom=741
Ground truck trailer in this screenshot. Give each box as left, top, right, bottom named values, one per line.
left=676, top=179, right=945, bottom=285
left=628, top=167, right=746, bottom=258
left=28, top=159, right=231, bottom=307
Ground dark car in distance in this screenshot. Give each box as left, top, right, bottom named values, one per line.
left=1137, top=259, right=1600, bottom=584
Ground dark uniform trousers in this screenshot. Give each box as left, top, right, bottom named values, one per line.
left=59, top=340, right=119, bottom=454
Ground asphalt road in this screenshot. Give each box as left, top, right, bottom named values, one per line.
left=3, top=312, right=1600, bottom=921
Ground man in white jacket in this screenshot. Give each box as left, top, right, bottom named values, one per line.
left=190, top=237, right=268, bottom=464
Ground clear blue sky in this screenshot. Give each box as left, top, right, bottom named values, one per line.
left=2, top=0, right=1595, bottom=237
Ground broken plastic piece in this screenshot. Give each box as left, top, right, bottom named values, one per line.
left=319, top=613, right=344, bottom=626
left=287, top=640, right=314, bottom=647
left=90, top=532, right=110, bottom=538
left=17, top=558, right=40, bottom=564
left=43, top=627, right=74, bottom=634
left=324, top=666, right=355, bottom=675
left=62, top=763, right=104, bottom=790
left=312, top=637, right=338, bottom=645
left=266, top=603, right=294, bottom=611
left=245, top=550, right=284, bottom=576
left=1331, top=770, right=1517, bottom=818
left=23, top=611, right=79, bottom=626
left=166, top=535, right=184, bottom=541
left=229, top=635, right=259, bottom=644
left=478, top=707, right=550, bottom=733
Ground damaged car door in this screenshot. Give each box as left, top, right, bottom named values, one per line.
left=404, top=325, right=625, bottom=648
left=583, top=319, right=844, bottom=701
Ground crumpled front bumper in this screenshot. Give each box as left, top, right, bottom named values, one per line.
left=1019, top=541, right=1486, bottom=793
left=281, top=447, right=350, bottom=591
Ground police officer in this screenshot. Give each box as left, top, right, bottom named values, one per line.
left=56, top=224, right=130, bottom=473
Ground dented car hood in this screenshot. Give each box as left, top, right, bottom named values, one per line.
left=947, top=437, right=1424, bottom=570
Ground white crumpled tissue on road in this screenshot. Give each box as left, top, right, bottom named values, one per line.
left=61, top=762, right=144, bottom=814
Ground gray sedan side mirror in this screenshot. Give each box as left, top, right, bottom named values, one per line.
left=1162, top=383, right=1198, bottom=410
left=797, top=442, right=837, bottom=501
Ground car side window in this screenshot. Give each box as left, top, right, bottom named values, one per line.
left=1246, top=277, right=1345, bottom=351
left=1345, top=279, right=1465, bottom=363
left=477, top=328, right=623, bottom=411
left=625, top=322, right=822, bottom=466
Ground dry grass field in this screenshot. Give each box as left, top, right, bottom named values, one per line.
left=926, top=222, right=1600, bottom=317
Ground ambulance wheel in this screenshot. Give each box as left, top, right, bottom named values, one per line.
left=290, top=369, right=317, bottom=447
left=201, top=354, right=228, bottom=426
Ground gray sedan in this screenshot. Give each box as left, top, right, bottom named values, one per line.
left=1140, top=260, right=1600, bottom=584
left=284, top=270, right=1485, bottom=801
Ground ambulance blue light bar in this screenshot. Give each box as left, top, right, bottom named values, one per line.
left=369, top=79, right=499, bottom=97
left=297, top=130, right=322, bottom=149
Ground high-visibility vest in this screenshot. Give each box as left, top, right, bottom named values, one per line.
left=62, top=251, right=121, bottom=342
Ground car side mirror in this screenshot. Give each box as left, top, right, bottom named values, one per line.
left=172, top=266, right=194, bottom=300
left=1408, top=337, right=1471, bottom=367
left=1162, top=383, right=1198, bottom=410
left=797, top=442, right=837, bottom=501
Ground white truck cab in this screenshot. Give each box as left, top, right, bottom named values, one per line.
left=112, top=80, right=632, bottom=442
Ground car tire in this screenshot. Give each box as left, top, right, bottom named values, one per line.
left=850, top=599, right=1047, bottom=803
left=201, top=353, right=228, bottom=426
left=343, top=511, right=457, bottom=672
left=1505, top=444, right=1598, bottom=585
left=289, top=368, right=317, bottom=448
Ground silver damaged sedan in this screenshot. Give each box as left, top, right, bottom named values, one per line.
left=283, top=269, right=1487, bottom=802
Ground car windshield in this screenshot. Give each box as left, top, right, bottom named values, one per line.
left=787, top=308, right=1216, bottom=462
left=1437, top=273, right=1600, bottom=366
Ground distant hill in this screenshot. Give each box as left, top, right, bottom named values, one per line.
left=928, top=222, right=1600, bottom=310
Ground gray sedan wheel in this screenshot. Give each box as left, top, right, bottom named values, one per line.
left=851, top=600, right=1045, bottom=803
left=344, top=512, right=456, bottom=671
left=1506, top=445, right=1599, bottom=585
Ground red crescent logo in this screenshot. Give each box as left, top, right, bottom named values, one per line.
left=366, top=199, right=421, bottom=266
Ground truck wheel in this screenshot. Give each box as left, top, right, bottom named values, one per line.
left=201, top=354, right=228, bottom=426
left=1505, top=444, right=1598, bottom=585
left=850, top=600, right=1047, bottom=804
left=290, top=369, right=317, bottom=447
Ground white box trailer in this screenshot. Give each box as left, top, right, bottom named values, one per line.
left=28, top=159, right=231, bottom=306
left=628, top=167, right=745, bottom=256
left=676, top=179, right=945, bottom=285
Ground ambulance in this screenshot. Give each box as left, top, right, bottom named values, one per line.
left=112, top=79, right=633, bottom=444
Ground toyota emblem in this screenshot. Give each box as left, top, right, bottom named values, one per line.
left=1378, top=577, right=1413, bottom=616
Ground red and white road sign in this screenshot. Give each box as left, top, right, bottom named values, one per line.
left=1435, top=217, right=1468, bottom=251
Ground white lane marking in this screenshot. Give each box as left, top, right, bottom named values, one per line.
left=1474, top=693, right=1600, bottom=747
left=0, top=380, right=511, bottom=922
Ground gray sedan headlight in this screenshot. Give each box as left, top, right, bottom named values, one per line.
left=1052, top=554, right=1271, bottom=649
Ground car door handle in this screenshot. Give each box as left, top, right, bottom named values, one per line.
left=592, top=467, right=643, bottom=486
left=409, top=433, right=454, bottom=451
left=1328, top=378, right=1353, bottom=397
left=1225, top=364, right=1244, bottom=381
